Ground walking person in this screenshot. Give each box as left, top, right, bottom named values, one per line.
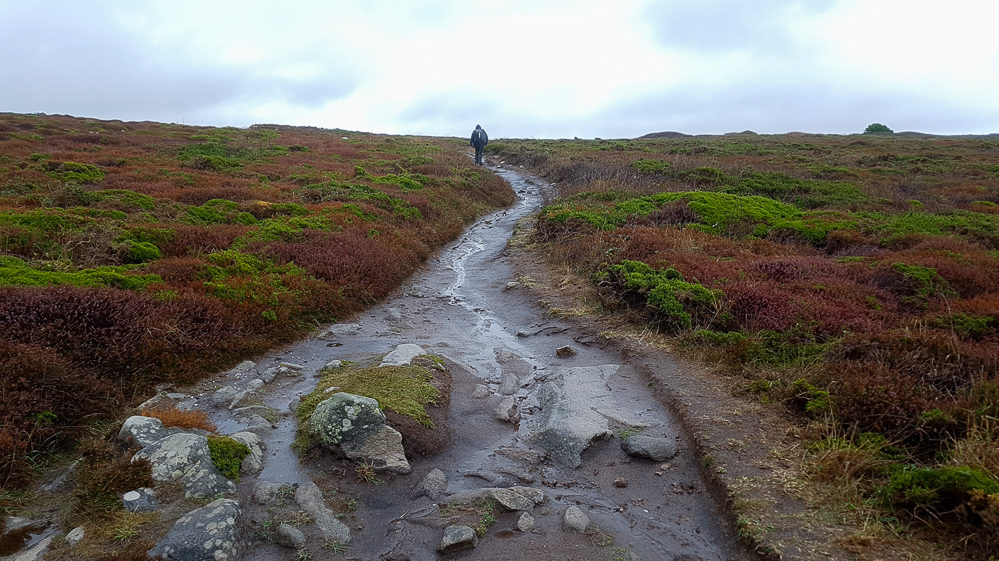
left=470, top=125, right=488, bottom=165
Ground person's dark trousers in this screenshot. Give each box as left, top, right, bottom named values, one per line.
left=475, top=147, right=484, bottom=165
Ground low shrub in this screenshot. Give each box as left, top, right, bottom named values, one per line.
left=881, top=465, right=998, bottom=523
left=594, top=259, right=722, bottom=330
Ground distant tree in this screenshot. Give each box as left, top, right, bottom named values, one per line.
left=863, top=123, right=894, bottom=135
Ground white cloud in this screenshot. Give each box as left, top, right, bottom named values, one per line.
left=1, top=0, right=997, bottom=137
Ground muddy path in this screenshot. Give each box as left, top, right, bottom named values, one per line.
left=183, top=165, right=750, bottom=561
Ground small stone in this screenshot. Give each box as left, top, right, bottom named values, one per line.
left=280, top=362, right=305, bottom=371
left=516, top=512, right=535, bottom=532
left=498, top=372, right=519, bottom=395
left=66, top=526, right=85, bottom=546
left=493, top=396, right=518, bottom=423
left=274, top=523, right=306, bottom=549
left=613, top=478, right=628, bottom=488
left=563, top=505, right=590, bottom=532
left=437, top=525, right=477, bottom=554
left=621, top=435, right=678, bottom=462
left=240, top=414, right=273, bottom=433
left=659, top=463, right=671, bottom=470
left=252, top=481, right=290, bottom=506
left=471, top=384, right=490, bottom=399
left=516, top=331, right=529, bottom=338
left=420, top=468, right=448, bottom=500
left=504, top=281, right=521, bottom=291
left=324, top=360, right=343, bottom=370
left=654, top=471, right=664, bottom=476
left=379, top=343, right=427, bottom=366
left=555, top=345, right=576, bottom=358
left=259, top=366, right=281, bottom=383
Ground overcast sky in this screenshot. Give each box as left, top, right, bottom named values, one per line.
left=2, top=0, right=998, bottom=138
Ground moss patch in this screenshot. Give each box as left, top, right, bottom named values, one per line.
left=206, top=435, right=251, bottom=481
left=300, top=363, right=441, bottom=428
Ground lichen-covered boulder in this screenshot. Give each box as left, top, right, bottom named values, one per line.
left=308, top=393, right=411, bottom=474
left=148, top=498, right=241, bottom=560
left=133, top=433, right=235, bottom=498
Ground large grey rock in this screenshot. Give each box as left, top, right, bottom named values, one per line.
left=523, top=365, right=619, bottom=467
left=471, top=384, right=490, bottom=399
left=122, top=487, right=157, bottom=512
left=621, top=435, right=678, bottom=462
left=437, top=525, right=477, bottom=554
left=308, top=393, right=411, bottom=474
left=133, top=433, right=235, bottom=498
left=379, top=343, right=427, bottom=366
left=8, top=535, right=53, bottom=561
left=118, top=415, right=171, bottom=448
left=295, top=481, right=351, bottom=543
left=441, top=486, right=546, bottom=512
left=420, top=468, right=448, bottom=500
left=229, top=431, right=264, bottom=474
left=274, top=523, right=306, bottom=549
left=148, top=498, right=241, bottom=561
left=562, top=505, right=590, bottom=532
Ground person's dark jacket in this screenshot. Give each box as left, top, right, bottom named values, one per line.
left=470, top=127, right=488, bottom=149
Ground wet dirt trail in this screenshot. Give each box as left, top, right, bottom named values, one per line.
left=197, top=166, right=749, bottom=561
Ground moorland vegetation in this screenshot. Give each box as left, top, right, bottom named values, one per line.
left=0, top=113, right=513, bottom=489
left=487, top=132, right=999, bottom=555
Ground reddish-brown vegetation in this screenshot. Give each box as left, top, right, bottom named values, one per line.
left=491, top=134, right=999, bottom=554
left=139, top=405, right=217, bottom=433
left=0, top=113, right=513, bottom=484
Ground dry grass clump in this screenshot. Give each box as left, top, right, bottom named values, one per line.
left=139, top=405, right=216, bottom=432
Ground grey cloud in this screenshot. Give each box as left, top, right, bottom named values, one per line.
left=580, top=83, right=998, bottom=138
left=0, top=3, right=359, bottom=121
left=642, top=0, right=836, bottom=53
